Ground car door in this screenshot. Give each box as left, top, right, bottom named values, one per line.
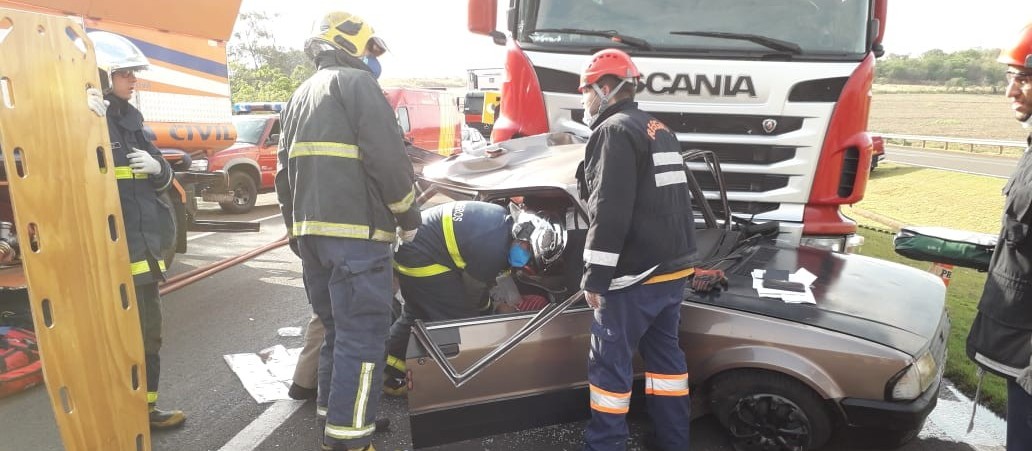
left=257, top=118, right=279, bottom=188
left=405, top=295, right=596, bottom=448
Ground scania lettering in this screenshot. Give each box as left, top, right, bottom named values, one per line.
left=640, top=73, right=757, bottom=97
left=469, top=0, right=887, bottom=251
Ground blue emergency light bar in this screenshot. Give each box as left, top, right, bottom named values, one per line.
left=233, top=102, right=286, bottom=114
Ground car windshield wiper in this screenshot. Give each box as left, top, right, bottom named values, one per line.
left=531, top=28, right=652, bottom=50
left=670, top=31, right=801, bottom=55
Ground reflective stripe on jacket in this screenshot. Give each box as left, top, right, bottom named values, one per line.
left=276, top=50, right=420, bottom=243
left=577, top=100, right=697, bottom=294
left=394, top=201, right=513, bottom=283
left=105, top=94, right=175, bottom=285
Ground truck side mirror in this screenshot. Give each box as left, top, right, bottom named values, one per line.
left=267, top=133, right=279, bottom=146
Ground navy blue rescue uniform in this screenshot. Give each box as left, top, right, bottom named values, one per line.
left=385, top=201, right=513, bottom=376
left=105, top=93, right=175, bottom=404
left=577, top=99, right=696, bottom=451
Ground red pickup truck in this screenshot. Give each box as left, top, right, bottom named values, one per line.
left=206, top=107, right=281, bottom=214
left=210, top=93, right=461, bottom=214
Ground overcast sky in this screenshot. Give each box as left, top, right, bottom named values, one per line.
left=237, top=0, right=1032, bottom=78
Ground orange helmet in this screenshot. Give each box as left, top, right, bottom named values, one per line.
left=999, top=23, right=1032, bottom=68
left=579, top=48, right=641, bottom=92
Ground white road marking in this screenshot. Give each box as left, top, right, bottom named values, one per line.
left=216, top=399, right=305, bottom=451
left=886, top=160, right=1009, bottom=179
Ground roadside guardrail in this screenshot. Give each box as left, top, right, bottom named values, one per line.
left=875, top=133, right=1026, bottom=154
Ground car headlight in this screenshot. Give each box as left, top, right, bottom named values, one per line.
left=889, top=351, right=939, bottom=401
left=189, top=158, right=209, bottom=172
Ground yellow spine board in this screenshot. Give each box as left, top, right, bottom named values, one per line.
left=0, top=9, right=150, bottom=451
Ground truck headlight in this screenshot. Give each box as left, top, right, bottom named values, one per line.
left=799, top=234, right=864, bottom=253
left=189, top=158, right=209, bottom=172
left=889, top=351, right=938, bottom=401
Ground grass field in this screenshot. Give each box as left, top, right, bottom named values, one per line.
left=846, top=161, right=1009, bottom=415
left=869, top=92, right=1028, bottom=144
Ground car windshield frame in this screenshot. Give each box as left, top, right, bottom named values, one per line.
left=232, top=117, right=267, bottom=145
left=513, top=0, right=872, bottom=60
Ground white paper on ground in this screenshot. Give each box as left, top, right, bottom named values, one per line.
left=224, top=345, right=303, bottom=403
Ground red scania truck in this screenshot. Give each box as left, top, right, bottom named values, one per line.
left=469, top=0, right=887, bottom=251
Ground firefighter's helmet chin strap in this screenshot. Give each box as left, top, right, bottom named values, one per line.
left=591, top=79, right=630, bottom=113
left=584, top=78, right=634, bottom=127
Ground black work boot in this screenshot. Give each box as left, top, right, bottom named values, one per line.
left=148, top=404, right=186, bottom=429
left=289, top=382, right=317, bottom=401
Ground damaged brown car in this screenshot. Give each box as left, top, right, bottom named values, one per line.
left=400, top=133, right=949, bottom=451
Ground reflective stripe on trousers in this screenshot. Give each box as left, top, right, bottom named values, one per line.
left=299, top=236, right=392, bottom=449
left=585, top=279, right=690, bottom=451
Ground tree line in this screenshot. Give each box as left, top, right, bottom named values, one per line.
left=876, top=48, right=1008, bottom=89
left=227, top=14, right=1011, bottom=101
left=228, top=12, right=314, bottom=103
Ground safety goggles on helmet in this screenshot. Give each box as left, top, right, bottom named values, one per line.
left=511, top=212, right=566, bottom=271
left=307, top=11, right=375, bottom=58
left=1006, top=70, right=1032, bottom=87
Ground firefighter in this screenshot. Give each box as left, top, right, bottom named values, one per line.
left=576, top=48, right=696, bottom=451
left=967, top=22, right=1032, bottom=449
left=276, top=11, right=419, bottom=451
left=383, top=202, right=565, bottom=396
left=287, top=35, right=390, bottom=403
left=85, top=31, right=184, bottom=429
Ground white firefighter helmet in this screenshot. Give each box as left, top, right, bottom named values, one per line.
left=511, top=211, right=566, bottom=271
left=89, top=31, right=149, bottom=88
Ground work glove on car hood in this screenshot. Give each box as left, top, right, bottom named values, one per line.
left=690, top=268, right=728, bottom=292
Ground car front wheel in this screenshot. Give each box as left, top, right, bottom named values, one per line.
left=219, top=171, right=258, bottom=214
left=709, top=369, right=833, bottom=451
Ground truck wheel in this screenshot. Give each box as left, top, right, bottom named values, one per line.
left=709, top=369, right=833, bottom=451
left=219, top=171, right=258, bottom=214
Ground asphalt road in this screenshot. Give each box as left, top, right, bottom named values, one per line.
left=882, top=145, right=1019, bottom=178
left=0, top=194, right=1007, bottom=451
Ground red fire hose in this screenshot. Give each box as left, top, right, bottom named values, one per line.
left=158, top=235, right=289, bottom=296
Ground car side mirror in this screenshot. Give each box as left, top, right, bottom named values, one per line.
left=266, top=133, right=279, bottom=146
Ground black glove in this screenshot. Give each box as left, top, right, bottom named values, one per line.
left=690, top=268, right=728, bottom=292
left=288, top=237, right=300, bottom=258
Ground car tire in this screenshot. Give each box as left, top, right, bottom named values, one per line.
left=219, top=171, right=258, bottom=214
left=709, top=369, right=833, bottom=451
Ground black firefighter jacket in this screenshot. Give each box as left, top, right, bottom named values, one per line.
left=577, top=99, right=697, bottom=295
left=968, top=136, right=1032, bottom=379
left=105, top=94, right=175, bottom=285
left=276, top=50, right=420, bottom=243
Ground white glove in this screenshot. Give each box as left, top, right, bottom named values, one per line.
left=400, top=228, right=418, bottom=243
left=127, top=148, right=162, bottom=175
left=87, top=87, right=108, bottom=117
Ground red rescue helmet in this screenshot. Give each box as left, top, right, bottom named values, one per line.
left=579, top=48, right=641, bottom=92
left=999, top=22, right=1032, bottom=68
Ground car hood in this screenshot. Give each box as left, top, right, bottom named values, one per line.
left=705, top=243, right=947, bottom=357
left=422, top=132, right=584, bottom=193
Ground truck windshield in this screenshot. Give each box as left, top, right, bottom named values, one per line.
left=516, top=0, right=870, bottom=59
left=233, top=117, right=267, bottom=145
